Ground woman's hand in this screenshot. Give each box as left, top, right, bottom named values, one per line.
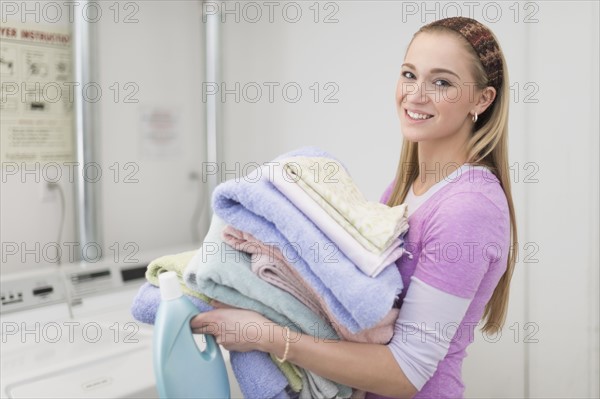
left=190, top=308, right=281, bottom=354
left=192, top=308, right=416, bottom=397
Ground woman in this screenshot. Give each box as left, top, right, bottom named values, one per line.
left=192, top=16, right=517, bottom=399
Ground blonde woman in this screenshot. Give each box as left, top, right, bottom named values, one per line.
left=192, top=16, right=517, bottom=399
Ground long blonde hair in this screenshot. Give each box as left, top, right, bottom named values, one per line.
left=386, top=25, right=518, bottom=334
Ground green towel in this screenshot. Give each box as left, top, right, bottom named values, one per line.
left=270, top=354, right=303, bottom=393
left=145, top=250, right=211, bottom=303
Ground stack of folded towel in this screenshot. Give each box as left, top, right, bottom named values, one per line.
left=130, top=147, right=410, bottom=399
left=268, top=155, right=410, bottom=277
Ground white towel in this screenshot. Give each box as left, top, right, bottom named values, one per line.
left=270, top=162, right=410, bottom=277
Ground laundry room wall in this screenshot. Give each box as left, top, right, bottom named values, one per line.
left=1, top=1, right=208, bottom=275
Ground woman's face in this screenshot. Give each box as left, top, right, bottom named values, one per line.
left=396, top=32, right=482, bottom=143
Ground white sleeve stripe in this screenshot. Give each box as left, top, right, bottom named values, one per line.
left=387, top=276, right=472, bottom=390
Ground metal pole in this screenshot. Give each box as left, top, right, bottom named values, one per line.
left=73, top=0, right=99, bottom=262
left=204, top=1, right=220, bottom=213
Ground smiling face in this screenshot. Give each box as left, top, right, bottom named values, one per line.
left=396, top=31, right=485, bottom=143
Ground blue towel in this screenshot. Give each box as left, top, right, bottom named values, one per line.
left=130, top=282, right=289, bottom=399
left=212, top=146, right=403, bottom=333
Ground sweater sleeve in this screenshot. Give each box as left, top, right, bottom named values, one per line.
left=387, top=276, right=471, bottom=390
left=413, top=191, right=508, bottom=299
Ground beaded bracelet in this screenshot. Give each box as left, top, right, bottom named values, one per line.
left=275, top=326, right=290, bottom=363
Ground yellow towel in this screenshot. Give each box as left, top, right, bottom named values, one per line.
left=145, top=250, right=211, bottom=303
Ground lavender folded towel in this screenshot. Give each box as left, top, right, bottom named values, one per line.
left=211, top=146, right=403, bottom=333
left=130, top=282, right=289, bottom=399
left=130, top=282, right=213, bottom=324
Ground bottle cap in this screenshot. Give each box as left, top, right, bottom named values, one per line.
left=158, top=271, right=182, bottom=301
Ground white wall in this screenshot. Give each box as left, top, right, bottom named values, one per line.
left=525, top=2, right=599, bottom=397
left=217, top=1, right=599, bottom=397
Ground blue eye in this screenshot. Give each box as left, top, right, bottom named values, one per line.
left=402, top=71, right=415, bottom=79
left=434, top=79, right=451, bottom=87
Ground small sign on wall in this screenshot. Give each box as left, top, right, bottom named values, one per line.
left=139, top=106, right=181, bottom=159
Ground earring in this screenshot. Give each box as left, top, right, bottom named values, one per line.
left=472, top=112, right=478, bottom=123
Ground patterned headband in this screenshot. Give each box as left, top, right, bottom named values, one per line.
left=424, top=17, right=504, bottom=92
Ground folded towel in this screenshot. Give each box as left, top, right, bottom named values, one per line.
left=222, top=224, right=399, bottom=344
left=184, top=213, right=352, bottom=397
left=185, top=214, right=338, bottom=339
left=231, top=351, right=290, bottom=399
left=130, top=282, right=290, bottom=399
left=222, top=224, right=327, bottom=321
left=277, top=156, right=409, bottom=253
left=145, top=250, right=211, bottom=302
left=212, top=146, right=403, bottom=333
left=298, top=367, right=352, bottom=399
left=131, top=281, right=213, bottom=324
left=269, top=161, right=410, bottom=277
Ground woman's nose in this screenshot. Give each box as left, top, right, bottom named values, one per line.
left=401, top=80, right=429, bottom=104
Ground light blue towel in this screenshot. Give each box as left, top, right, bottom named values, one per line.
left=211, top=146, right=403, bottom=333
left=130, top=282, right=289, bottom=399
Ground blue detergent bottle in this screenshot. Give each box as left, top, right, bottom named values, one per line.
left=153, top=271, right=230, bottom=398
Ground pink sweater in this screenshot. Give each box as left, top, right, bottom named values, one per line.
left=366, top=166, right=511, bottom=398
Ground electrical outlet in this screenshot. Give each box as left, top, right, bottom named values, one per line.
left=40, top=182, right=57, bottom=202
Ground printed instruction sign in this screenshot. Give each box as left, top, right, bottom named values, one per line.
left=1, top=24, right=75, bottom=163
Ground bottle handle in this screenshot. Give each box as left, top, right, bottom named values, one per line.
left=202, top=333, right=219, bottom=360
left=188, top=314, right=220, bottom=362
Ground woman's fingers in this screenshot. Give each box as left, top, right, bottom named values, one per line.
left=189, top=308, right=275, bottom=352
left=190, top=311, right=221, bottom=335
left=191, top=324, right=219, bottom=335
left=210, top=299, right=233, bottom=309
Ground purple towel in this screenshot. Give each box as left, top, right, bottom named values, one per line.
left=130, top=282, right=289, bottom=399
